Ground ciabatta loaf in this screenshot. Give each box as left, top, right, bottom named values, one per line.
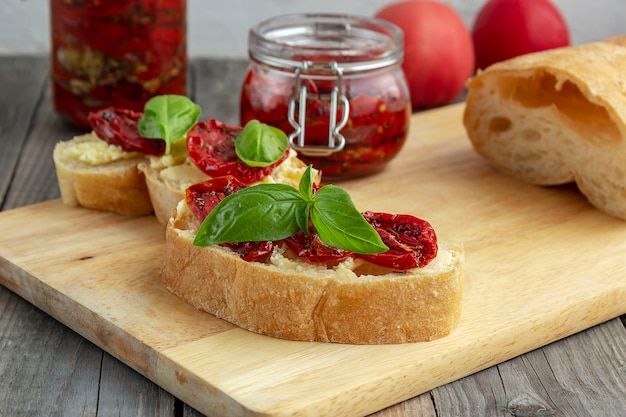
left=161, top=201, right=465, bottom=344
left=53, top=133, right=153, bottom=216
left=463, top=36, right=626, bottom=220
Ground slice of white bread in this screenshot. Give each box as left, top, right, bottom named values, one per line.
left=53, top=133, right=153, bottom=216
left=140, top=149, right=319, bottom=225
left=463, top=36, right=626, bottom=220
left=161, top=201, right=465, bottom=344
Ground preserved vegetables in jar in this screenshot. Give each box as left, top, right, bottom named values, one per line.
left=240, top=13, right=411, bottom=180
left=50, top=0, right=187, bottom=129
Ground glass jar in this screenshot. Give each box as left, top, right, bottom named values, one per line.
left=240, top=13, right=411, bottom=180
left=50, top=0, right=187, bottom=129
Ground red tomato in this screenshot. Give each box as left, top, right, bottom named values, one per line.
left=185, top=176, right=246, bottom=222
left=88, top=108, right=166, bottom=156
left=472, top=0, right=570, bottom=69
left=186, top=119, right=289, bottom=185
left=358, top=211, right=437, bottom=269
left=375, top=0, right=474, bottom=108
left=185, top=177, right=274, bottom=262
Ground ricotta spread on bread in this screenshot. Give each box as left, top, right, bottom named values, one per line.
left=58, top=133, right=143, bottom=165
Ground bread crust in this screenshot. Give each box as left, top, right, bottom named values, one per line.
left=161, top=204, right=465, bottom=344
left=53, top=134, right=153, bottom=216
left=463, top=36, right=626, bottom=220
left=139, top=162, right=191, bottom=225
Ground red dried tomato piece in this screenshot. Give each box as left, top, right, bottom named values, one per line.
left=186, top=118, right=289, bottom=185
left=185, top=176, right=273, bottom=262
left=185, top=176, right=246, bottom=222
left=223, top=241, right=275, bottom=263
left=358, top=211, right=438, bottom=269
left=283, top=230, right=353, bottom=264
left=88, top=107, right=166, bottom=156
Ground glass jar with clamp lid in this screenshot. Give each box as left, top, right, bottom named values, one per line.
left=240, top=13, right=411, bottom=180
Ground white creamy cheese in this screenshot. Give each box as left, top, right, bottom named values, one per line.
left=261, top=149, right=318, bottom=188
left=64, top=133, right=142, bottom=165
left=159, top=161, right=209, bottom=189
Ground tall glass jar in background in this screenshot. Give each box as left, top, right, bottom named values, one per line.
left=240, top=14, right=411, bottom=180
left=50, top=0, right=187, bottom=129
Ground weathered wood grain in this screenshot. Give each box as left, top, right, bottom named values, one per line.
left=0, top=56, right=48, bottom=204
left=430, top=317, right=626, bottom=416
left=0, top=56, right=180, bottom=417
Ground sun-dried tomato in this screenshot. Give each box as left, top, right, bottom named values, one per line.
left=283, top=230, right=353, bottom=264
left=186, top=119, right=289, bottom=185
left=185, top=176, right=246, bottom=222
left=358, top=211, right=438, bottom=269
left=186, top=176, right=273, bottom=262
left=88, top=108, right=166, bottom=156
left=223, top=241, right=276, bottom=263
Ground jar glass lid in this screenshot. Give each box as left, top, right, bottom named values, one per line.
left=248, top=13, right=404, bottom=72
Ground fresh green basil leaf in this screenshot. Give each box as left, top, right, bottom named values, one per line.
left=138, top=95, right=201, bottom=154
left=295, top=201, right=313, bottom=236
left=298, top=165, right=314, bottom=202
left=311, top=185, right=388, bottom=254
left=235, top=120, right=289, bottom=167
left=193, top=184, right=305, bottom=246
left=295, top=165, right=315, bottom=234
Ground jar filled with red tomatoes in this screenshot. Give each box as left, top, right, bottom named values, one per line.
left=50, top=0, right=187, bottom=129
left=240, top=14, right=411, bottom=180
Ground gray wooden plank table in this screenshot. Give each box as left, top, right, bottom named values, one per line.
left=0, top=55, right=625, bottom=417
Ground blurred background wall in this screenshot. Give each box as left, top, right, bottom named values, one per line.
left=1, top=0, right=624, bottom=57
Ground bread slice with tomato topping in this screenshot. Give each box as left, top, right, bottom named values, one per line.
left=53, top=133, right=154, bottom=216
left=161, top=198, right=465, bottom=345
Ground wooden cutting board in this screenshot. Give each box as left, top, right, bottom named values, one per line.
left=1, top=103, right=625, bottom=417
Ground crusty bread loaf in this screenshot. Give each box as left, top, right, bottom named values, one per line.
left=141, top=149, right=319, bottom=225
left=53, top=133, right=153, bottom=216
left=161, top=201, right=465, bottom=344
left=463, top=36, right=626, bottom=220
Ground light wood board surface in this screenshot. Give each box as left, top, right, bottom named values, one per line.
left=0, top=103, right=625, bottom=417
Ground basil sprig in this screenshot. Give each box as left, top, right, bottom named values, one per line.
left=138, top=95, right=201, bottom=154
left=193, top=166, right=389, bottom=255
left=235, top=120, right=289, bottom=167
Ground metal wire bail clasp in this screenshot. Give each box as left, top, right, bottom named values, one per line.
left=287, top=61, right=349, bottom=157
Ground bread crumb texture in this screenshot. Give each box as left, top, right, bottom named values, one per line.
left=463, top=36, right=626, bottom=220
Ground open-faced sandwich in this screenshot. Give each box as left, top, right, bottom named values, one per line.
left=52, top=108, right=156, bottom=216
left=161, top=166, right=465, bottom=344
